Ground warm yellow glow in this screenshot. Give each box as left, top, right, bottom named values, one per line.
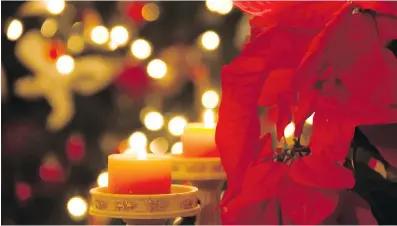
left=128, top=131, right=147, bottom=151
left=45, top=0, right=65, bottom=15
left=147, top=59, right=167, bottom=79
left=67, top=35, right=84, bottom=54
left=205, top=0, right=220, bottom=12
left=216, top=0, right=233, bottom=15
left=201, top=31, right=220, bottom=51
left=97, top=171, right=108, bottom=187
left=131, top=39, right=152, bottom=60
left=206, top=0, right=233, bottom=15
left=149, top=137, right=169, bottom=155
left=7, top=19, right=23, bottom=41
left=168, top=116, right=188, bottom=136
left=201, top=90, right=219, bottom=109
left=56, top=55, right=75, bottom=75
left=90, top=26, right=109, bottom=45
left=203, top=109, right=215, bottom=128
left=284, top=122, right=296, bottom=138
left=171, top=142, right=183, bottom=155
left=108, top=41, right=118, bottom=51
left=144, top=111, right=164, bottom=131
left=41, top=18, right=57, bottom=38
left=110, top=25, right=129, bottom=47
left=67, top=196, right=87, bottom=219
left=142, top=3, right=160, bottom=22
left=306, top=113, right=315, bottom=125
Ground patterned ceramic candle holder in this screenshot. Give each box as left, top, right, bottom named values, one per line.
left=89, top=184, right=200, bottom=225
left=172, top=157, right=226, bottom=225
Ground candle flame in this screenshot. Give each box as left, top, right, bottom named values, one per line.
left=284, top=122, right=295, bottom=138
left=136, top=148, right=148, bottom=160
left=203, top=109, right=215, bottom=128
left=305, top=113, right=315, bottom=125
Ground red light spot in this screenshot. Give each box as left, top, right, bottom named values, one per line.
left=16, top=182, right=32, bottom=202
left=39, top=164, right=65, bottom=183
left=45, top=40, right=65, bottom=61
left=66, top=134, right=86, bottom=162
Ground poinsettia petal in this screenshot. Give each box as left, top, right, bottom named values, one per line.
left=289, top=155, right=355, bottom=189
left=294, top=87, right=319, bottom=138
left=258, top=69, right=294, bottom=107
left=277, top=174, right=340, bottom=224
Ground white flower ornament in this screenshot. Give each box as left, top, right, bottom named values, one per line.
left=14, top=31, right=121, bottom=131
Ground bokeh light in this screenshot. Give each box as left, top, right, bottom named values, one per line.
left=284, top=122, right=296, bottom=138
left=147, top=59, right=167, bottom=79
left=149, top=137, right=169, bottom=155
left=41, top=18, right=58, bottom=38
left=216, top=0, right=233, bottom=15
left=171, top=142, right=183, bottom=155
left=205, top=0, right=233, bottom=15
left=201, top=90, right=219, bottom=109
left=200, top=30, right=220, bottom=51
left=306, top=113, right=315, bottom=125
left=67, top=35, right=85, bottom=54
left=144, top=111, right=164, bottom=131
left=56, top=55, right=75, bottom=75
left=97, top=171, right=108, bottom=187
left=45, top=0, right=65, bottom=15
left=7, top=19, right=23, bottom=41
left=168, top=116, right=187, bottom=136
left=131, top=39, right=152, bottom=60
left=110, top=25, right=129, bottom=47
left=142, top=3, right=160, bottom=22
left=128, top=131, right=147, bottom=151
left=90, top=26, right=109, bottom=45
left=67, top=196, right=87, bottom=220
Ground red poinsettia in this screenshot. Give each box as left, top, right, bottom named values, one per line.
left=216, top=1, right=397, bottom=225
left=221, top=134, right=376, bottom=225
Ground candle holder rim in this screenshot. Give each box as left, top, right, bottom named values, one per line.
left=90, top=184, right=198, bottom=197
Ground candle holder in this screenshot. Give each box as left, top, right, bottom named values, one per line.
left=172, top=157, right=226, bottom=225
left=89, top=184, right=200, bottom=225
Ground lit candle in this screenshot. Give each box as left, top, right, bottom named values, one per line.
left=179, top=109, right=220, bottom=158
left=108, top=151, right=172, bottom=194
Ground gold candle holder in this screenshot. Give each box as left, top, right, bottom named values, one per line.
left=89, top=184, right=200, bottom=225
left=172, top=157, right=226, bottom=225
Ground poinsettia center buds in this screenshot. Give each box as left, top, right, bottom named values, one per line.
left=274, top=139, right=311, bottom=166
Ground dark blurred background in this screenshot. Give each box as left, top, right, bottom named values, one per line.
left=1, top=1, right=397, bottom=225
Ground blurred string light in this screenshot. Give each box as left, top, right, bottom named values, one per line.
left=67, top=35, right=84, bottom=54
left=205, top=0, right=233, bottom=15
left=147, top=59, right=167, bottom=79
left=149, top=137, right=169, bottom=155
left=144, top=111, right=164, bottom=131
left=90, top=26, right=109, bottom=45
left=171, top=142, right=183, bottom=155
left=97, top=171, right=108, bottom=187
left=131, top=39, right=152, bottom=60
left=67, top=196, right=87, bottom=220
left=284, top=122, right=295, bottom=138
left=7, top=19, right=23, bottom=41
left=201, top=90, right=219, bottom=109
left=41, top=18, right=57, bottom=38
left=45, top=0, right=65, bottom=15
left=200, top=30, right=220, bottom=51
left=168, top=116, right=187, bottom=136
left=203, top=109, right=216, bottom=128
left=142, top=3, right=160, bottom=22
left=128, top=131, right=147, bottom=151
left=110, top=25, right=129, bottom=47
left=306, top=113, right=315, bottom=125
left=56, top=55, right=74, bottom=75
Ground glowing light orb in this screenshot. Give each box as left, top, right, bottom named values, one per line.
left=200, top=31, right=220, bottom=51
left=147, top=59, right=167, bottom=79
left=144, top=111, right=164, bottom=131
left=56, top=55, right=75, bottom=75
left=90, top=26, right=109, bottom=45
left=7, top=19, right=23, bottom=41
left=110, top=25, right=129, bottom=47
left=131, top=39, right=152, bottom=60
left=67, top=196, right=87, bottom=219
left=168, top=116, right=187, bottom=136
left=201, top=90, right=219, bottom=109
